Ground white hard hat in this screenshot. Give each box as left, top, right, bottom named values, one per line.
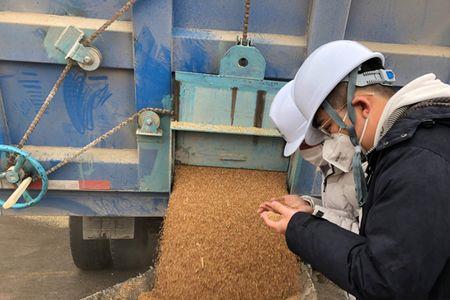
left=270, top=40, right=385, bottom=154
left=269, top=81, right=307, bottom=156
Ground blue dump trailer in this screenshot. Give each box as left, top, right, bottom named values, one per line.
left=0, top=0, right=449, bottom=270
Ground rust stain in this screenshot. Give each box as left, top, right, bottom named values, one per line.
left=173, top=80, right=181, bottom=121
left=230, top=87, right=238, bottom=125
left=254, top=90, right=266, bottom=128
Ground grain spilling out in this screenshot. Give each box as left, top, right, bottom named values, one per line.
left=140, top=165, right=302, bottom=299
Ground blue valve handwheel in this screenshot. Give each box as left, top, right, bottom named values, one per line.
left=0, top=145, right=48, bottom=209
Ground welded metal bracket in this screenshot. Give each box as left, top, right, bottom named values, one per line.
left=219, top=44, right=266, bottom=80
left=54, top=26, right=102, bottom=71
left=136, top=110, right=163, bottom=136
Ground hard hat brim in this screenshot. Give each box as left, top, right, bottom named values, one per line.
left=304, top=126, right=324, bottom=146
left=271, top=81, right=307, bottom=157
left=283, top=135, right=303, bottom=157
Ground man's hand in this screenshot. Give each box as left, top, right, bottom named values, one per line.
left=258, top=195, right=313, bottom=234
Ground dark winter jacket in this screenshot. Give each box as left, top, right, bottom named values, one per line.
left=286, top=102, right=450, bottom=299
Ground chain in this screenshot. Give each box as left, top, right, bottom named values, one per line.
left=82, top=0, right=136, bottom=46
left=17, top=62, right=75, bottom=149
left=13, top=0, right=173, bottom=177
left=17, top=0, right=137, bottom=149
left=241, top=0, right=251, bottom=46
left=46, top=108, right=173, bottom=175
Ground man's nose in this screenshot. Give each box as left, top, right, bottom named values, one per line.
left=329, top=123, right=341, bottom=134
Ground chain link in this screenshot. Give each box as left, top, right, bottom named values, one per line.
left=46, top=108, right=173, bottom=175
left=241, top=0, right=251, bottom=46
left=17, top=0, right=137, bottom=149
left=82, top=0, right=136, bottom=46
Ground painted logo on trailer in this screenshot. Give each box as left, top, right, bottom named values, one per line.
left=63, top=70, right=112, bottom=134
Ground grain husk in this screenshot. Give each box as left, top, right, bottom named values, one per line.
left=140, top=165, right=302, bottom=300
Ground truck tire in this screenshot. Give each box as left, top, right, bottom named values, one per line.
left=69, top=216, right=112, bottom=270
left=109, top=217, right=162, bottom=270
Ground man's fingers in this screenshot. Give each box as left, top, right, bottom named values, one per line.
left=258, top=202, right=267, bottom=213
left=259, top=201, right=275, bottom=212
left=257, top=202, right=272, bottom=214
left=257, top=206, right=269, bottom=214
left=260, top=212, right=288, bottom=234
left=260, top=211, right=279, bottom=229
left=268, top=201, right=292, bottom=216
left=270, top=196, right=285, bottom=202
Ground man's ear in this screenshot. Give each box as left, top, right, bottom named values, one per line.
left=351, top=95, right=371, bottom=119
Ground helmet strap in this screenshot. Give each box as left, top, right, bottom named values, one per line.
left=321, top=67, right=368, bottom=207
left=346, top=67, right=368, bottom=207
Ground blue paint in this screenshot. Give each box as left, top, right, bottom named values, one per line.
left=346, top=0, right=450, bottom=47
left=39, top=197, right=99, bottom=215
left=0, top=90, right=10, bottom=146
left=134, top=27, right=171, bottom=110
left=0, top=7, right=445, bottom=82
left=176, top=132, right=288, bottom=171
left=176, top=71, right=285, bottom=91
left=133, top=0, right=172, bottom=111
left=63, top=69, right=112, bottom=134
left=0, top=191, right=168, bottom=216
left=307, top=0, right=351, bottom=54
left=33, top=28, right=47, bottom=40
left=21, top=71, right=38, bottom=76
left=0, top=61, right=137, bottom=148
left=138, top=148, right=158, bottom=178
left=42, top=161, right=139, bottom=191
left=18, top=80, right=40, bottom=84
left=173, top=34, right=212, bottom=73
left=0, top=0, right=132, bottom=21
left=88, top=75, right=108, bottom=81
left=0, top=0, right=447, bottom=217
left=18, top=71, right=44, bottom=114
left=22, top=85, right=41, bottom=89
left=1, top=23, right=133, bottom=69
left=137, top=116, right=172, bottom=192
left=172, top=29, right=306, bottom=79
left=173, top=0, right=308, bottom=36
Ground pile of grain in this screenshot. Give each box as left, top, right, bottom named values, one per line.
left=140, top=165, right=301, bottom=300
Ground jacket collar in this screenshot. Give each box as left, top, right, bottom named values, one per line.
left=375, top=104, right=450, bottom=152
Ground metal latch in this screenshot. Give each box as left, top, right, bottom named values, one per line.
left=54, top=26, right=102, bottom=71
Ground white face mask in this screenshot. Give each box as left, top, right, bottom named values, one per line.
left=322, top=133, right=355, bottom=173
left=300, top=144, right=326, bottom=167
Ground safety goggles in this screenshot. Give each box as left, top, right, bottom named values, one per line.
left=316, top=92, right=375, bottom=137
left=316, top=103, right=348, bottom=137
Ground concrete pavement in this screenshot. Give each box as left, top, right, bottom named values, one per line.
left=0, top=216, right=140, bottom=300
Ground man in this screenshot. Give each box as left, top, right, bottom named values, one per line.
left=272, top=99, right=361, bottom=300
left=260, top=40, right=450, bottom=299
left=270, top=91, right=361, bottom=233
